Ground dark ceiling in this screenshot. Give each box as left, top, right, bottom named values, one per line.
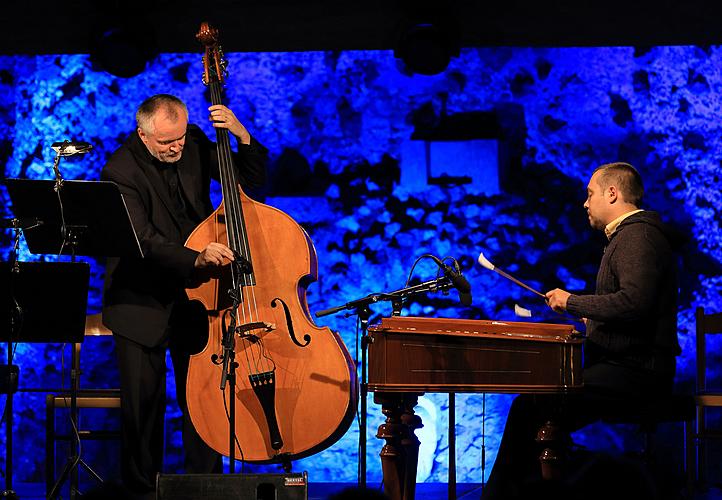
left=2, top=0, right=722, bottom=56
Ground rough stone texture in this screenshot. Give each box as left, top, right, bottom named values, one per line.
left=0, top=46, right=720, bottom=486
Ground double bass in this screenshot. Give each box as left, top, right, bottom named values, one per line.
left=185, top=23, right=356, bottom=464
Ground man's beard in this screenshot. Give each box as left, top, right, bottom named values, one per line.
left=151, top=148, right=182, bottom=163
left=588, top=214, right=604, bottom=230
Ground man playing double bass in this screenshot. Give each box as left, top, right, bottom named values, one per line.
left=101, top=94, right=267, bottom=499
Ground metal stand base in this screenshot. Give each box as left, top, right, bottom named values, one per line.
left=47, top=343, right=104, bottom=499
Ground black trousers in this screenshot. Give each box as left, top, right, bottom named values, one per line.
left=114, top=303, right=221, bottom=498
left=481, top=359, right=674, bottom=500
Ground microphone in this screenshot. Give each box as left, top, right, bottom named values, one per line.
left=429, top=255, right=472, bottom=306
left=0, top=217, right=43, bottom=230
left=51, top=141, right=93, bottom=156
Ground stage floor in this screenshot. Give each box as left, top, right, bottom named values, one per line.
left=10, top=480, right=722, bottom=499
left=7, top=481, right=486, bottom=499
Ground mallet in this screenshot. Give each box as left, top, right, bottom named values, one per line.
left=477, top=252, right=546, bottom=299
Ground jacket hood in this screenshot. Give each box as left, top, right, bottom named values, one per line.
left=616, top=210, right=687, bottom=251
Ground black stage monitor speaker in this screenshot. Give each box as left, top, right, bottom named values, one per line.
left=157, top=472, right=308, bottom=500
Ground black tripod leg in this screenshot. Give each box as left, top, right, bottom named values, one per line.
left=48, top=456, right=78, bottom=499
left=48, top=343, right=104, bottom=499
left=48, top=456, right=104, bottom=499
left=79, top=458, right=104, bottom=485
left=3, top=341, right=18, bottom=499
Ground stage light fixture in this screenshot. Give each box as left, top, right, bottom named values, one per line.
left=90, top=23, right=158, bottom=78
left=394, top=22, right=459, bottom=76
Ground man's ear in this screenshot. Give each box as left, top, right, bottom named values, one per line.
left=137, top=128, right=147, bottom=143
left=607, top=185, right=619, bottom=203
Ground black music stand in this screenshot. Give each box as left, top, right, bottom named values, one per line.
left=4, top=178, right=142, bottom=499
left=0, top=261, right=89, bottom=499
left=5, top=179, right=142, bottom=258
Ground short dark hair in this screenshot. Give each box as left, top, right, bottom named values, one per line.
left=136, top=94, right=188, bottom=134
left=593, top=162, right=644, bottom=206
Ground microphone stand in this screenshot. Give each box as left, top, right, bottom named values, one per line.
left=48, top=144, right=102, bottom=500
left=357, top=304, right=372, bottom=489
left=214, top=255, right=252, bottom=473
left=2, top=221, right=22, bottom=500
left=315, top=275, right=454, bottom=489
left=218, top=285, right=240, bottom=473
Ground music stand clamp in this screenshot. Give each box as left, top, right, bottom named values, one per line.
left=314, top=275, right=454, bottom=488
left=4, top=177, right=142, bottom=499
left=0, top=365, right=19, bottom=395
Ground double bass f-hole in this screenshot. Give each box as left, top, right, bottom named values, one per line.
left=272, top=298, right=311, bottom=347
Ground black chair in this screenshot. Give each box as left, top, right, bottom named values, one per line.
left=602, top=390, right=696, bottom=496
left=690, top=306, right=722, bottom=489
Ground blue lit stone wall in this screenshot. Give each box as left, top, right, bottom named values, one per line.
left=1, top=46, right=721, bottom=488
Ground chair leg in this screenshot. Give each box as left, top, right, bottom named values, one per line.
left=698, top=407, right=707, bottom=488
left=46, top=394, right=55, bottom=498
left=642, top=430, right=655, bottom=464
left=685, top=419, right=695, bottom=497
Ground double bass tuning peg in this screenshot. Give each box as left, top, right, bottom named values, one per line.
left=200, top=56, right=208, bottom=85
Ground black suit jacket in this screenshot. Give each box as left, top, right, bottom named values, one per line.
left=101, top=125, right=267, bottom=347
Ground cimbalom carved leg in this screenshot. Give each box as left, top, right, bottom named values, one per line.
left=374, top=392, right=422, bottom=500
left=536, top=419, right=570, bottom=480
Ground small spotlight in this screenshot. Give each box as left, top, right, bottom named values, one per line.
left=394, top=22, right=459, bottom=76
left=90, top=24, right=157, bottom=78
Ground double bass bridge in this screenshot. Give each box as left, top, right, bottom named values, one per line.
left=235, top=320, right=275, bottom=342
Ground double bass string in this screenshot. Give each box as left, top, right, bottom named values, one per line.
left=208, top=81, right=247, bottom=363
left=208, top=80, right=270, bottom=376
left=210, top=82, right=255, bottom=370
